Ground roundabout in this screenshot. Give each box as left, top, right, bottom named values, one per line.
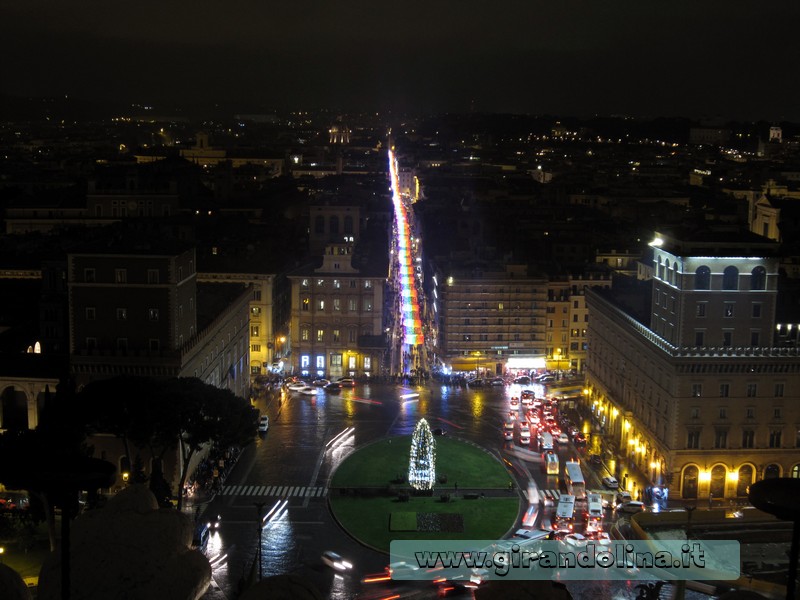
left=329, top=432, right=522, bottom=553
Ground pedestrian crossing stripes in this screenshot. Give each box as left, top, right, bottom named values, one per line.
left=219, top=485, right=328, bottom=498
left=539, top=489, right=562, bottom=502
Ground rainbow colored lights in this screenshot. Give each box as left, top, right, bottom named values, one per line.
left=389, top=149, right=424, bottom=348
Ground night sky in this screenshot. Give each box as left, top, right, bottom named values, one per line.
left=3, top=1, right=800, bottom=119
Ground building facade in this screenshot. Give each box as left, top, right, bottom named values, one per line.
left=584, top=230, right=800, bottom=500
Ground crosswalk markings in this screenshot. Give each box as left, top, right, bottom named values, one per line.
left=540, top=489, right=562, bottom=501
left=220, top=484, right=328, bottom=498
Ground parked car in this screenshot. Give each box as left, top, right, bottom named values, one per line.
left=337, top=378, right=355, bottom=387
left=616, top=501, right=645, bottom=514
left=490, top=377, right=506, bottom=386
left=514, top=376, right=532, bottom=385
left=467, top=378, right=484, bottom=387
left=602, top=476, right=619, bottom=489
left=616, top=490, right=633, bottom=504
left=258, top=415, right=269, bottom=433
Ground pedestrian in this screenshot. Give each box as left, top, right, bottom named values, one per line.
left=708, top=492, right=713, bottom=509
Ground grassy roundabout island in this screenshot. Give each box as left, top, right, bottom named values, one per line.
left=329, top=435, right=521, bottom=553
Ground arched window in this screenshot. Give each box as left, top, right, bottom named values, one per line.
left=737, top=465, right=753, bottom=496
left=329, top=216, right=339, bottom=235
left=314, top=215, right=325, bottom=234
left=751, top=266, right=766, bottom=291
left=682, top=465, right=699, bottom=499
left=710, top=464, right=726, bottom=498
left=672, top=263, right=679, bottom=287
left=791, top=464, right=800, bottom=478
left=657, top=257, right=664, bottom=280
left=723, top=266, right=739, bottom=290
left=695, top=266, right=711, bottom=290
left=764, top=464, right=781, bottom=479
left=343, top=215, right=354, bottom=235
left=665, top=260, right=671, bottom=284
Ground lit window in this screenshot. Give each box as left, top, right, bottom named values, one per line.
left=116, top=308, right=127, bottom=320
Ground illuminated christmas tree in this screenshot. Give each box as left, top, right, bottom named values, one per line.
left=408, top=418, right=436, bottom=490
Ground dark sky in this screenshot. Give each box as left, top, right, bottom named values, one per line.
left=3, top=1, right=800, bottom=119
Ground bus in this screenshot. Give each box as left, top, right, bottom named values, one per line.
left=544, top=451, right=559, bottom=475
left=553, top=494, right=576, bottom=531
left=565, top=462, right=586, bottom=500
left=586, top=493, right=603, bottom=532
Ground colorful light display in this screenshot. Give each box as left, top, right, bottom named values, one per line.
left=389, top=149, right=425, bottom=348
left=408, top=418, right=436, bottom=490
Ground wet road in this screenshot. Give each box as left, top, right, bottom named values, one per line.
left=199, top=381, right=709, bottom=600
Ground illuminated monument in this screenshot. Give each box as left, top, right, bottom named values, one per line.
left=408, top=418, right=436, bottom=491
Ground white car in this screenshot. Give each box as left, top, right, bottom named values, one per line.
left=312, top=378, right=330, bottom=387
left=338, top=378, right=356, bottom=388
left=503, top=430, right=514, bottom=442
left=616, top=501, right=645, bottom=514
left=602, top=476, right=619, bottom=489
left=520, top=421, right=530, bottom=433
left=258, top=415, right=269, bottom=433
left=562, top=533, right=587, bottom=548
left=520, top=431, right=531, bottom=445
left=557, top=433, right=569, bottom=444
left=287, top=382, right=307, bottom=391
left=321, top=550, right=352, bottom=571
left=503, top=421, right=515, bottom=431
left=298, top=386, right=319, bottom=396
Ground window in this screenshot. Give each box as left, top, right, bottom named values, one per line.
left=348, top=329, right=356, bottom=343
left=773, top=407, right=783, bottom=420
left=752, top=303, right=762, bottom=318
left=364, top=357, right=371, bottom=370
left=115, top=269, right=127, bottom=283
left=301, top=355, right=310, bottom=368
left=695, top=266, right=710, bottom=290
left=332, top=329, right=340, bottom=342
left=85, top=337, right=97, bottom=350
left=149, top=339, right=160, bottom=351
left=316, top=355, right=325, bottom=370
left=769, top=430, right=782, bottom=448
left=695, top=331, right=704, bottom=346
left=148, top=308, right=159, bottom=321
left=687, top=430, right=700, bottom=449
left=116, top=308, right=127, bottom=320
left=251, top=306, right=261, bottom=316
left=719, top=383, right=729, bottom=397
left=302, top=298, right=310, bottom=311
left=317, top=279, right=325, bottom=287
left=751, top=332, right=760, bottom=346
left=746, top=383, right=757, bottom=398
left=348, top=298, right=357, bottom=311
left=318, top=299, right=325, bottom=311
left=250, top=326, right=259, bottom=337
left=333, top=279, right=341, bottom=289
left=714, top=429, right=728, bottom=449
left=254, top=290, right=262, bottom=301
left=722, top=331, right=732, bottom=347
left=724, top=303, right=734, bottom=318
left=349, top=280, right=356, bottom=288
left=722, top=266, right=739, bottom=290
left=333, top=298, right=341, bottom=311
left=751, top=266, right=766, bottom=290
left=147, top=269, right=159, bottom=284
left=696, top=303, right=706, bottom=317
left=719, top=407, right=727, bottom=419
left=364, top=300, right=373, bottom=312
left=690, top=406, right=700, bottom=418
left=364, top=280, right=373, bottom=289
left=178, top=305, right=183, bottom=318
left=691, top=384, right=702, bottom=398
left=314, top=216, right=324, bottom=234
left=86, top=307, right=96, bottom=320
left=251, top=366, right=261, bottom=375
left=117, top=338, right=128, bottom=352
left=498, top=302, right=504, bottom=311
left=251, top=344, right=261, bottom=352
left=746, top=407, right=755, bottom=419
left=775, top=383, right=784, bottom=397
left=742, top=430, right=755, bottom=449
left=316, top=329, right=324, bottom=342
left=301, top=328, right=310, bottom=341
left=84, top=268, right=96, bottom=283
left=301, top=278, right=309, bottom=288
left=331, top=354, right=342, bottom=366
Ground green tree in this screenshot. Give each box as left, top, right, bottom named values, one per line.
left=78, top=376, right=258, bottom=511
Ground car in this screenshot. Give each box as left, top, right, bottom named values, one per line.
left=589, top=454, right=602, bottom=465
left=616, top=501, right=645, bottom=514
left=507, top=410, right=518, bottom=421
left=602, top=476, right=619, bottom=489
left=510, top=397, right=520, bottom=407
left=433, top=427, right=446, bottom=436
left=258, top=415, right=269, bottom=433
left=490, top=377, right=505, bottom=386
left=514, top=376, right=532, bottom=385
left=503, top=421, right=515, bottom=431
left=538, top=375, right=556, bottom=383
left=321, top=550, right=353, bottom=571
left=466, top=378, right=484, bottom=387
left=338, top=378, right=355, bottom=387
left=592, top=531, right=612, bottom=545
left=557, top=433, right=569, bottom=444
left=519, top=431, right=531, bottom=444
left=616, top=490, right=632, bottom=504
left=207, top=513, right=222, bottom=530
left=503, top=430, right=514, bottom=442
left=562, top=533, right=588, bottom=548
left=312, top=378, right=330, bottom=387
left=324, top=381, right=341, bottom=392
left=573, top=434, right=587, bottom=446
left=287, top=382, right=307, bottom=391
left=519, top=421, right=530, bottom=433
left=298, top=386, right=319, bottom=395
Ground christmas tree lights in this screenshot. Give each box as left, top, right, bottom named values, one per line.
left=408, top=418, right=436, bottom=490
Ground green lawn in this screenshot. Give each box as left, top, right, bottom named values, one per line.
left=330, top=435, right=513, bottom=489
left=330, top=495, right=519, bottom=553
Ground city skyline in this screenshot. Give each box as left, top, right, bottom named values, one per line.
left=3, top=1, right=800, bottom=120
